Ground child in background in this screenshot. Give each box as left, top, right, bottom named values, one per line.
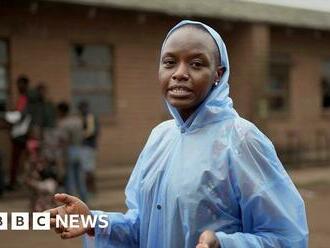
left=57, top=102, right=87, bottom=203
left=25, top=126, right=58, bottom=212
left=78, top=100, right=99, bottom=195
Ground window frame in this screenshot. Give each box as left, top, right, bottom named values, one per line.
left=266, top=53, right=292, bottom=118
left=70, top=43, right=115, bottom=122
left=320, top=58, right=330, bottom=117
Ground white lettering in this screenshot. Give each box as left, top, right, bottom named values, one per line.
left=98, top=215, right=109, bottom=228
left=56, top=214, right=68, bottom=228
left=0, top=213, right=8, bottom=230
left=80, top=215, right=97, bottom=229
left=0, top=212, right=110, bottom=230
left=69, top=214, right=80, bottom=228
left=33, top=212, right=50, bottom=230
left=11, top=213, right=29, bottom=230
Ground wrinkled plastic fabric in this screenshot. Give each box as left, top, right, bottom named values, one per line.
left=84, top=20, right=308, bottom=248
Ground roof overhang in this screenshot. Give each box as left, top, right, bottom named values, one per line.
left=43, top=0, right=330, bottom=30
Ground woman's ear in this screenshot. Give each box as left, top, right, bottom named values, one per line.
left=214, top=66, right=225, bottom=83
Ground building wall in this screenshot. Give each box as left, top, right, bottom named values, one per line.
left=0, top=2, right=177, bottom=168
left=268, top=27, right=330, bottom=153
left=225, top=23, right=270, bottom=124
left=0, top=1, right=329, bottom=170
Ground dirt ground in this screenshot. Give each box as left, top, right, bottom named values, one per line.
left=300, top=185, right=330, bottom=248
left=0, top=167, right=329, bottom=248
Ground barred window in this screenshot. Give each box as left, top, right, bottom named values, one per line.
left=267, top=53, right=291, bottom=114
left=71, top=44, right=113, bottom=115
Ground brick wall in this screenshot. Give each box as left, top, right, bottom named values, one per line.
left=0, top=1, right=330, bottom=170
left=268, top=27, right=330, bottom=151
left=0, top=2, right=176, bottom=168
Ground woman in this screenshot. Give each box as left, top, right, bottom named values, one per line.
left=49, top=20, right=308, bottom=248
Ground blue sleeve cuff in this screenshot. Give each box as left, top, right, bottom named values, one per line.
left=215, top=231, right=228, bottom=248
left=93, top=210, right=112, bottom=236
left=83, top=210, right=112, bottom=248
left=215, top=231, right=253, bottom=248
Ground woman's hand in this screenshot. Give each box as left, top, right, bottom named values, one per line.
left=196, top=230, right=221, bottom=248
left=47, top=193, right=93, bottom=239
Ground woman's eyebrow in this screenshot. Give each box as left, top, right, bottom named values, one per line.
left=187, top=53, right=211, bottom=62
left=161, top=51, right=210, bottom=60
left=189, top=52, right=207, bottom=58
left=161, top=52, right=176, bottom=58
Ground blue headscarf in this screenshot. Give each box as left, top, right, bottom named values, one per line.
left=161, top=20, right=237, bottom=132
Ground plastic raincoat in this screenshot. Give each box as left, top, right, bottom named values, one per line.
left=86, top=20, right=308, bottom=248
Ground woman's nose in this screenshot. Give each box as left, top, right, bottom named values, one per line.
left=172, top=63, right=189, bottom=81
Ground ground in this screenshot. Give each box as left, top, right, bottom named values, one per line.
left=304, top=185, right=330, bottom=248
left=0, top=166, right=329, bottom=248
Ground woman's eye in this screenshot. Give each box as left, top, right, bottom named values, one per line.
left=163, top=59, right=175, bottom=67
left=191, top=61, right=203, bottom=68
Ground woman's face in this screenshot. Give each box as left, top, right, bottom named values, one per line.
left=159, top=26, right=222, bottom=120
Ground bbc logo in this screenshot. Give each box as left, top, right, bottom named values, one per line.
left=0, top=212, right=50, bottom=230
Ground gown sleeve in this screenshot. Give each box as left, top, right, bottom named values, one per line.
left=83, top=149, right=145, bottom=248
left=216, top=126, right=309, bottom=248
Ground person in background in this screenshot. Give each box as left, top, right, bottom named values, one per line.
left=7, top=75, right=31, bottom=190
left=32, top=83, right=59, bottom=177
left=56, top=102, right=87, bottom=203
left=28, top=83, right=56, bottom=132
left=15, top=75, right=30, bottom=112
left=0, top=151, right=4, bottom=197
left=78, top=100, right=99, bottom=195
left=25, top=126, right=58, bottom=212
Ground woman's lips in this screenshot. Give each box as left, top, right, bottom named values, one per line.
left=168, top=87, right=192, bottom=97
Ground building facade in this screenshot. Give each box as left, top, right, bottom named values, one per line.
left=0, top=0, right=330, bottom=168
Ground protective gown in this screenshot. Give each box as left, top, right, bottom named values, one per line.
left=85, top=20, right=308, bottom=248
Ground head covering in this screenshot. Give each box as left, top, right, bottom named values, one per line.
left=161, top=20, right=237, bottom=132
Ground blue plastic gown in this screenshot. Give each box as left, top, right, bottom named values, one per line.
left=85, top=20, right=308, bottom=248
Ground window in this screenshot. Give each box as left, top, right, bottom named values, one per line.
left=0, top=40, right=8, bottom=112
left=321, top=59, right=330, bottom=110
left=71, top=44, right=113, bottom=115
left=266, top=53, right=291, bottom=115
